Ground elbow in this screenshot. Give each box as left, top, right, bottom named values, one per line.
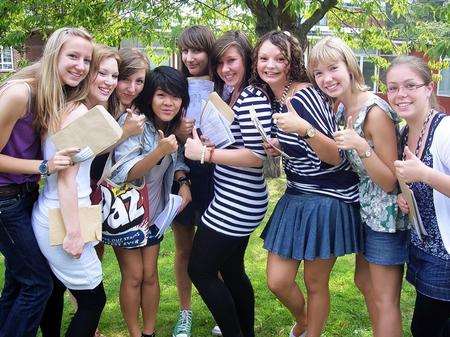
left=379, top=175, right=398, bottom=194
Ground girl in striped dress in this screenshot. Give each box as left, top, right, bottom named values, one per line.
left=258, top=31, right=362, bottom=337
left=184, top=31, right=272, bottom=337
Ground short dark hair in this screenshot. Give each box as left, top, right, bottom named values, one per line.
left=136, top=66, right=189, bottom=135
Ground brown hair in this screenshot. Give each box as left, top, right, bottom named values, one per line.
left=211, top=31, right=252, bottom=98
left=178, top=25, right=215, bottom=77
left=88, top=44, right=121, bottom=116
left=386, top=55, right=440, bottom=110
left=115, top=48, right=150, bottom=116
left=250, top=30, right=310, bottom=99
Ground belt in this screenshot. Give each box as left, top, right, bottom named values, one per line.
left=0, top=182, right=38, bottom=197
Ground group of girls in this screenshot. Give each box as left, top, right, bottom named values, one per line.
left=0, top=23, right=449, bottom=337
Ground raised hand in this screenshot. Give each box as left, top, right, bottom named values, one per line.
left=333, top=115, right=368, bottom=155
left=184, top=128, right=204, bottom=161
left=175, top=117, right=195, bottom=142
left=48, top=147, right=81, bottom=174
left=273, top=98, right=310, bottom=135
left=157, top=130, right=178, bottom=156
left=62, top=231, right=84, bottom=259
left=394, top=146, right=429, bottom=184
left=123, top=109, right=145, bottom=138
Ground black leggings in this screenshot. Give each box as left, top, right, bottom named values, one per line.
left=411, top=291, right=450, bottom=337
left=40, top=273, right=106, bottom=337
left=188, top=225, right=254, bottom=337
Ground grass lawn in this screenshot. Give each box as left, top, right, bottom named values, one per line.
left=0, top=177, right=415, bottom=337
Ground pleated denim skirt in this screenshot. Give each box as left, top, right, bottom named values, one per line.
left=261, top=189, right=363, bottom=261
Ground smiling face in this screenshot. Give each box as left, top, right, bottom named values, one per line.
left=57, top=36, right=93, bottom=87
left=116, top=69, right=146, bottom=107
left=312, top=59, right=351, bottom=99
left=151, top=89, right=182, bottom=126
left=88, top=57, right=119, bottom=105
left=217, top=46, right=245, bottom=90
left=181, top=48, right=209, bottom=77
left=256, top=40, right=290, bottom=89
left=386, top=64, right=433, bottom=120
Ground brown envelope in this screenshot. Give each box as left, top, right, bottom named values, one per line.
left=51, top=105, right=123, bottom=155
left=49, top=205, right=102, bottom=246
left=206, top=92, right=235, bottom=124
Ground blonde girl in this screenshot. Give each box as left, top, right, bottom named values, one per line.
left=0, top=27, right=90, bottom=337
left=24, top=27, right=107, bottom=337
left=308, top=37, right=407, bottom=337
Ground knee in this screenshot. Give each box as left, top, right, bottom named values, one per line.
left=176, top=245, right=192, bottom=262
left=123, top=270, right=144, bottom=288
left=304, top=275, right=328, bottom=296
left=266, top=275, right=290, bottom=297
left=142, top=270, right=159, bottom=288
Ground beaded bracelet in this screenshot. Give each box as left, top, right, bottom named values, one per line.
left=200, top=145, right=207, bottom=164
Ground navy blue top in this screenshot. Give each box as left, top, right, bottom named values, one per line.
left=403, top=113, right=450, bottom=260
left=275, top=87, right=359, bottom=203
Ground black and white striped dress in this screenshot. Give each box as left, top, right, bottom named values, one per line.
left=201, top=86, right=272, bottom=237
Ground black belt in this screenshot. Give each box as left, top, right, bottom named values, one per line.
left=0, top=182, right=38, bottom=197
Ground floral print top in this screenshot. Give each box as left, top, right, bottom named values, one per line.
left=336, top=93, right=407, bottom=233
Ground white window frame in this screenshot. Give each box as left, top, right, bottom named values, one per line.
left=437, top=58, right=450, bottom=97
left=0, top=46, right=14, bottom=72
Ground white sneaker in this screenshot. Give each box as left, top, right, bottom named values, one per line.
left=289, top=324, right=307, bottom=337
left=211, top=325, right=222, bottom=336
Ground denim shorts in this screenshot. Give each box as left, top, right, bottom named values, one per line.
left=406, top=245, right=450, bottom=301
left=363, top=224, right=409, bottom=265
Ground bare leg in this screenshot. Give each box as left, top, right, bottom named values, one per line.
left=303, top=258, right=336, bottom=337
left=172, top=223, right=195, bottom=310
left=354, top=253, right=378, bottom=333
left=141, top=245, right=160, bottom=336
left=266, top=252, right=307, bottom=336
left=114, top=247, right=143, bottom=337
left=369, top=263, right=403, bottom=337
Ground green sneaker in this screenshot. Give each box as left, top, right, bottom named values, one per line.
left=172, top=310, right=192, bottom=337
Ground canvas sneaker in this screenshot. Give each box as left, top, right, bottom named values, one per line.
left=172, top=310, right=192, bottom=337
left=211, top=325, right=222, bottom=336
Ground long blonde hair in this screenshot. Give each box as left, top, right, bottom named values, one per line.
left=9, top=27, right=93, bottom=133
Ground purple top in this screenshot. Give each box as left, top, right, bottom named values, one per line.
left=0, top=83, right=41, bottom=186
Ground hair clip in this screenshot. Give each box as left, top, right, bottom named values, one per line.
left=283, top=31, right=292, bottom=37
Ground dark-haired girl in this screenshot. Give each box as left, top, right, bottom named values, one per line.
left=172, top=25, right=216, bottom=337
left=185, top=31, right=271, bottom=337
left=109, top=66, right=191, bottom=337
left=257, top=31, right=362, bottom=337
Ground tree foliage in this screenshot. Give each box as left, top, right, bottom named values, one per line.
left=0, top=0, right=448, bottom=62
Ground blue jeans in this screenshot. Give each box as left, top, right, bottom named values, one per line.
left=0, top=189, right=53, bottom=337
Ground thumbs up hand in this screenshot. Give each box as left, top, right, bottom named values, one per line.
left=184, top=128, right=205, bottom=161
left=394, top=146, right=429, bottom=184
left=123, top=108, right=146, bottom=137
left=333, top=115, right=368, bottom=155
left=273, top=98, right=311, bottom=135
left=157, top=130, right=178, bottom=156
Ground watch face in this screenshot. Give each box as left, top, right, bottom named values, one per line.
left=307, top=127, right=316, bottom=138
left=39, top=160, right=48, bottom=175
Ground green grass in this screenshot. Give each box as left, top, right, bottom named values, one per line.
left=0, top=177, right=415, bottom=337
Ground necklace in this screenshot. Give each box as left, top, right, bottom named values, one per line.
left=275, top=80, right=293, bottom=105
left=403, top=109, right=434, bottom=159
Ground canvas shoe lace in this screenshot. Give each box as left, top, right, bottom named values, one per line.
left=172, top=310, right=192, bottom=337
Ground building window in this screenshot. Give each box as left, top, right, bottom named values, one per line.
left=0, top=46, right=14, bottom=71
left=438, top=61, right=450, bottom=97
